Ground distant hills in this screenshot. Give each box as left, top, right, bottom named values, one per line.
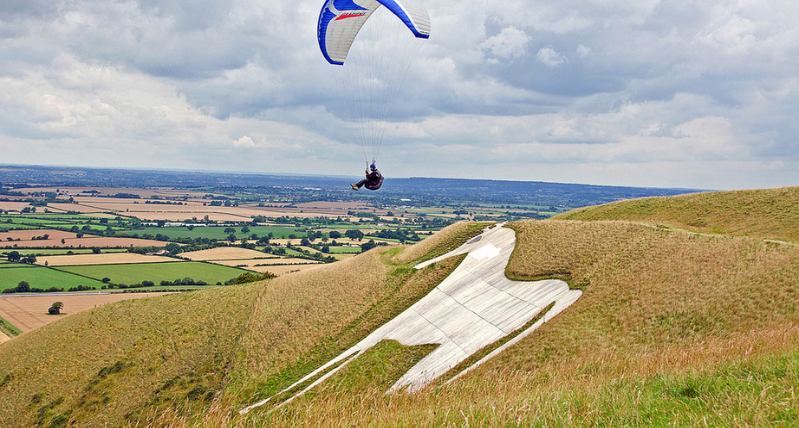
left=0, top=164, right=703, bottom=211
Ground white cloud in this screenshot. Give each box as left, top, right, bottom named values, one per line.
left=700, top=15, right=758, bottom=55
left=480, top=26, right=531, bottom=60
left=536, top=46, right=568, bottom=67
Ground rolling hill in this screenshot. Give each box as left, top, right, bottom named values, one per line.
left=1, top=189, right=797, bottom=427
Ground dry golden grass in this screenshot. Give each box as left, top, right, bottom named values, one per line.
left=223, top=251, right=391, bottom=402
left=557, top=186, right=799, bottom=243
left=207, top=219, right=799, bottom=427
left=502, top=219, right=799, bottom=363
left=245, top=264, right=326, bottom=276
left=0, top=284, right=261, bottom=428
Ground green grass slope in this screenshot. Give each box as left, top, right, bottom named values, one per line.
left=556, top=186, right=799, bottom=243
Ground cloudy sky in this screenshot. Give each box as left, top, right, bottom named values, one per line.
left=1, top=0, right=797, bottom=189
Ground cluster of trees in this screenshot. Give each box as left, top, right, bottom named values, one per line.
left=101, top=278, right=208, bottom=289
left=2, top=281, right=64, bottom=294
left=48, top=302, right=63, bottom=315
left=144, top=200, right=184, bottom=205
left=68, top=285, right=97, bottom=292
left=6, top=251, right=36, bottom=264
left=224, top=272, right=275, bottom=285
left=369, top=228, right=421, bottom=243
left=97, top=272, right=275, bottom=290
left=111, top=193, right=140, bottom=199
left=262, top=244, right=337, bottom=262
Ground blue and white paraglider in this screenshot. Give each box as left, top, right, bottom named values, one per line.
left=317, top=0, right=431, bottom=190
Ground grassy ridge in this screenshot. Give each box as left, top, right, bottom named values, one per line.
left=556, top=186, right=799, bottom=243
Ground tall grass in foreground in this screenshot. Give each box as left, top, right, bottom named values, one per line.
left=147, top=333, right=799, bottom=427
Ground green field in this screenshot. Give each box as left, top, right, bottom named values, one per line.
left=0, top=214, right=131, bottom=233
left=0, top=262, right=36, bottom=269
left=117, top=225, right=306, bottom=240
left=0, top=223, right=37, bottom=230
left=54, top=261, right=252, bottom=286
left=326, top=246, right=362, bottom=254
left=0, top=265, right=106, bottom=292
left=1, top=217, right=68, bottom=226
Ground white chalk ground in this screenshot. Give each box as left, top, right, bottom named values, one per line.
left=240, top=223, right=581, bottom=414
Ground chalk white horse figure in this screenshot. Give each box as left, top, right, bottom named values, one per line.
left=240, top=223, right=581, bottom=414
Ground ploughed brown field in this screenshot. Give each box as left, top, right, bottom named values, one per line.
left=0, top=292, right=169, bottom=333
left=1, top=229, right=77, bottom=241
left=180, top=247, right=276, bottom=261
left=0, top=202, right=35, bottom=212
left=35, top=253, right=176, bottom=267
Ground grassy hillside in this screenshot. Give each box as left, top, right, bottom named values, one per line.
left=240, top=219, right=797, bottom=427
left=556, top=186, right=799, bottom=243
left=0, top=284, right=262, bottom=427
left=2, top=190, right=798, bottom=426
left=0, top=222, right=485, bottom=427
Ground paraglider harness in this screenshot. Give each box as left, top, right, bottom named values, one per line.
left=352, top=162, right=383, bottom=191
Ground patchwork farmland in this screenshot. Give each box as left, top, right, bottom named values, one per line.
left=1, top=184, right=450, bottom=336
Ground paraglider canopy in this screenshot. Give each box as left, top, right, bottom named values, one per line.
left=318, top=0, right=432, bottom=172
left=318, top=0, right=431, bottom=65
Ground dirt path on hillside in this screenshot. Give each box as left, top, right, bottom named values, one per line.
left=0, top=292, right=170, bottom=334
left=0, top=331, right=9, bottom=344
